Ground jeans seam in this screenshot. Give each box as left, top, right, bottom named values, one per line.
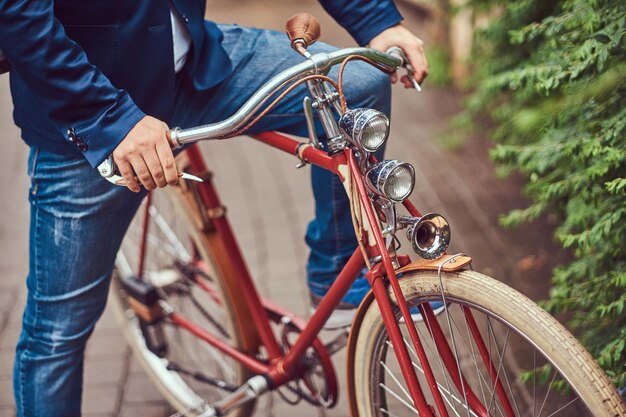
left=19, top=349, right=26, bottom=416
left=29, top=147, right=39, bottom=196
left=20, top=207, right=41, bottom=416
left=28, top=147, right=39, bottom=177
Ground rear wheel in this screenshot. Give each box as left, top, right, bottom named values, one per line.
left=350, top=270, right=626, bottom=417
left=110, top=184, right=258, bottom=417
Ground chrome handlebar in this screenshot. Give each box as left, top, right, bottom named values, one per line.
left=167, top=47, right=403, bottom=147
left=98, top=47, right=405, bottom=185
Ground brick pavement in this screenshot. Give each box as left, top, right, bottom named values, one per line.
left=0, top=1, right=562, bottom=416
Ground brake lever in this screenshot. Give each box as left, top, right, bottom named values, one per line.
left=97, top=155, right=203, bottom=187
left=385, top=47, right=422, bottom=92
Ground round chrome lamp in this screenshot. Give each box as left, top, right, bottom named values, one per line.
left=365, top=160, right=415, bottom=202
left=338, top=108, right=390, bottom=152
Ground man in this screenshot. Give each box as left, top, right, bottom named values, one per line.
left=0, top=0, right=427, bottom=415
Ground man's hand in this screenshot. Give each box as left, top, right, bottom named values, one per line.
left=112, top=116, right=178, bottom=192
left=368, top=24, right=429, bottom=88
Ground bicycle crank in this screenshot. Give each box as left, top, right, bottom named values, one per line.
left=263, top=300, right=339, bottom=408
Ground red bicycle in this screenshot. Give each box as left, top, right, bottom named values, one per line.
left=104, top=13, right=626, bottom=417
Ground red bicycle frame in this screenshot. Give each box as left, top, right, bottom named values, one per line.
left=134, top=130, right=515, bottom=417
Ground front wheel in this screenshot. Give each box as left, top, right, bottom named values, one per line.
left=349, top=270, right=626, bottom=417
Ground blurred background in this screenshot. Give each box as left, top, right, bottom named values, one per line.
left=1, top=0, right=623, bottom=415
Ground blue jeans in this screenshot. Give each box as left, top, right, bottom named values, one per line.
left=14, top=25, right=390, bottom=416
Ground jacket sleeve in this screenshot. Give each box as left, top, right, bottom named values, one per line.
left=318, top=0, right=403, bottom=46
left=0, top=0, right=146, bottom=167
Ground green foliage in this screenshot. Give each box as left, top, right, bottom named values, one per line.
left=425, top=45, right=453, bottom=87
left=465, top=0, right=626, bottom=385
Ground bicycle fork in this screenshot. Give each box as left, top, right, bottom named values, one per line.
left=346, top=149, right=508, bottom=417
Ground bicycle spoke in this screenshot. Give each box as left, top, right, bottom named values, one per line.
left=533, top=349, right=537, bottom=416
left=387, top=303, right=575, bottom=417
left=388, top=340, right=476, bottom=417
left=400, top=330, right=460, bottom=416
left=545, top=397, right=579, bottom=417
left=419, top=306, right=459, bottom=414
left=407, top=355, right=478, bottom=417
left=379, top=383, right=419, bottom=414
left=499, top=354, right=521, bottom=416
left=116, top=250, right=133, bottom=277
left=437, top=303, right=472, bottom=416
left=380, top=408, right=404, bottom=417
left=486, top=318, right=510, bottom=414
left=149, top=205, right=192, bottom=262
left=452, top=309, right=504, bottom=416
left=114, top=189, right=251, bottom=413
left=142, top=233, right=180, bottom=260
left=537, top=370, right=558, bottom=417
left=353, top=272, right=621, bottom=417
left=379, top=360, right=414, bottom=404
left=174, top=298, right=238, bottom=384
left=485, top=318, right=521, bottom=417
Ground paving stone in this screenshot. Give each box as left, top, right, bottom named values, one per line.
left=4, top=302, right=24, bottom=327
left=85, top=328, right=128, bottom=358
left=128, top=356, right=145, bottom=376
left=119, top=403, right=172, bottom=417
left=82, top=385, right=120, bottom=415
left=84, top=356, right=127, bottom=387
left=0, top=378, right=14, bottom=408
left=0, top=406, right=16, bottom=417
left=0, top=291, right=17, bottom=318
left=0, top=327, right=20, bottom=350
left=0, top=349, right=14, bottom=379
left=95, top=304, right=123, bottom=332
left=123, top=375, right=169, bottom=404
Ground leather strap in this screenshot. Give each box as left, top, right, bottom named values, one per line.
left=396, top=254, right=472, bottom=274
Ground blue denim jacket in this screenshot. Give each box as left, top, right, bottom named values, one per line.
left=0, top=0, right=402, bottom=168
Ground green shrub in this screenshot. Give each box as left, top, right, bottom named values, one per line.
left=465, top=0, right=626, bottom=386
left=426, top=45, right=453, bottom=87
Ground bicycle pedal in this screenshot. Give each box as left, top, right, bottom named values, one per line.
left=145, top=268, right=181, bottom=288
left=121, top=276, right=164, bottom=324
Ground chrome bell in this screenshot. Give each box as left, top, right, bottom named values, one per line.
left=408, top=213, right=451, bottom=260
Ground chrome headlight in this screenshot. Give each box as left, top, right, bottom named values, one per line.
left=365, top=160, right=415, bottom=202
left=339, top=108, right=390, bottom=152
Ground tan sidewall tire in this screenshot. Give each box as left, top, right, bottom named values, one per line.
left=352, top=270, right=626, bottom=417
left=110, top=186, right=258, bottom=417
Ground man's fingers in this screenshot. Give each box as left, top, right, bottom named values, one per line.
left=116, top=158, right=141, bottom=193
left=413, top=66, right=429, bottom=84
left=142, top=148, right=168, bottom=188
left=368, top=24, right=429, bottom=89
left=405, top=46, right=429, bottom=84
left=400, top=74, right=410, bottom=88
left=155, top=140, right=179, bottom=186
left=129, top=156, right=157, bottom=190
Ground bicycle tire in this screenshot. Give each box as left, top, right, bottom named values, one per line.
left=110, top=183, right=259, bottom=417
left=349, top=269, right=626, bottom=417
